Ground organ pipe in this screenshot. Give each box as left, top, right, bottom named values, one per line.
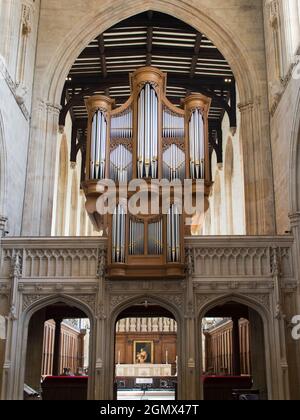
left=167, top=204, right=181, bottom=263
left=83, top=68, right=212, bottom=276
left=112, top=204, right=126, bottom=263
left=137, top=83, right=158, bottom=179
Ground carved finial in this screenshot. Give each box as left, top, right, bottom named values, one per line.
left=185, top=247, right=194, bottom=276
left=10, top=250, right=23, bottom=279
left=271, top=246, right=281, bottom=277
left=97, top=248, right=107, bottom=279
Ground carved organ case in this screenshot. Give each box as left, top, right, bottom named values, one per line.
left=83, top=67, right=212, bottom=278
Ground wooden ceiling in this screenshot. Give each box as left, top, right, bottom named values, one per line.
left=60, top=11, right=237, bottom=168
left=61, top=11, right=235, bottom=123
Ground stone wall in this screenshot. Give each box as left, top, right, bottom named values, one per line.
left=0, top=0, right=40, bottom=236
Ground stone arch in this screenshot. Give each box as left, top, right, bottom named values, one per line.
left=25, top=0, right=275, bottom=236
left=17, top=294, right=96, bottom=400
left=107, top=293, right=183, bottom=400
left=225, top=137, right=234, bottom=234
left=0, top=111, right=7, bottom=218
left=42, top=0, right=257, bottom=107
left=197, top=293, right=273, bottom=400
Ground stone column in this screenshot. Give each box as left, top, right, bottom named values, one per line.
left=182, top=247, right=197, bottom=400
left=94, top=249, right=107, bottom=401
left=238, top=100, right=275, bottom=235
left=22, top=100, right=61, bottom=236
left=52, top=318, right=63, bottom=376
left=232, top=317, right=241, bottom=376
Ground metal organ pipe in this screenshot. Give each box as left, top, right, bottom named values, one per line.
left=112, top=204, right=126, bottom=263
left=189, top=109, right=205, bottom=179
left=137, top=83, right=158, bottom=179
left=167, top=204, right=180, bottom=262
left=89, top=109, right=107, bottom=180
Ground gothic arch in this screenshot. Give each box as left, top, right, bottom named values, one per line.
left=18, top=294, right=96, bottom=400
left=43, top=0, right=258, bottom=107
left=0, top=111, right=7, bottom=217
left=196, top=293, right=272, bottom=400
left=107, top=293, right=183, bottom=400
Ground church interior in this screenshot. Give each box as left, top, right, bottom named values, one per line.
left=0, top=0, right=300, bottom=401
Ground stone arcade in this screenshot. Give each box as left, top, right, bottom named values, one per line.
left=0, top=0, right=300, bottom=401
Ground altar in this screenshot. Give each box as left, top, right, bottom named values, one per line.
left=115, top=364, right=172, bottom=377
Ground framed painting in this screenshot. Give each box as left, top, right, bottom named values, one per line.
left=133, top=341, right=154, bottom=364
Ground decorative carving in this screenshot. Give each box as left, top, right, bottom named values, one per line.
left=164, top=294, right=183, bottom=311
left=196, top=294, right=213, bottom=309
left=10, top=250, right=23, bottom=279
left=22, top=294, right=44, bottom=311
left=110, top=295, right=132, bottom=311
left=74, top=294, right=96, bottom=313
left=249, top=293, right=271, bottom=312
left=97, top=248, right=107, bottom=279
left=185, top=247, right=194, bottom=276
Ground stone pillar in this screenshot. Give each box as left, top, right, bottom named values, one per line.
left=22, top=100, right=61, bottom=236
left=249, top=309, right=268, bottom=399
left=182, top=247, right=197, bottom=400
left=238, top=100, right=275, bottom=235
left=52, top=318, right=63, bottom=376
left=232, top=317, right=241, bottom=376
left=94, top=249, right=107, bottom=401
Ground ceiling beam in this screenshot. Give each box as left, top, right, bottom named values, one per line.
left=77, top=45, right=226, bottom=62
left=190, top=32, right=203, bottom=78
left=97, top=34, right=107, bottom=78
left=146, top=26, right=153, bottom=66
left=110, top=13, right=195, bottom=33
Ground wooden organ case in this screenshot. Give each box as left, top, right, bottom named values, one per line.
left=82, top=67, right=212, bottom=279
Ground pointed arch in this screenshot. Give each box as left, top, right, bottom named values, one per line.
left=19, top=294, right=96, bottom=401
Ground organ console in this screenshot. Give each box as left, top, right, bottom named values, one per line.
left=82, top=67, right=212, bottom=278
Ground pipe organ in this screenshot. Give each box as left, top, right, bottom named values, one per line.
left=82, top=67, right=212, bottom=278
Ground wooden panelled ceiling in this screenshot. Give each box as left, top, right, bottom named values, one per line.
left=60, top=11, right=236, bottom=130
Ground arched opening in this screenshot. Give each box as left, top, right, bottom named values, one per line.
left=51, top=10, right=247, bottom=238
left=200, top=300, right=268, bottom=401
left=113, top=300, right=179, bottom=401
left=23, top=300, right=92, bottom=401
